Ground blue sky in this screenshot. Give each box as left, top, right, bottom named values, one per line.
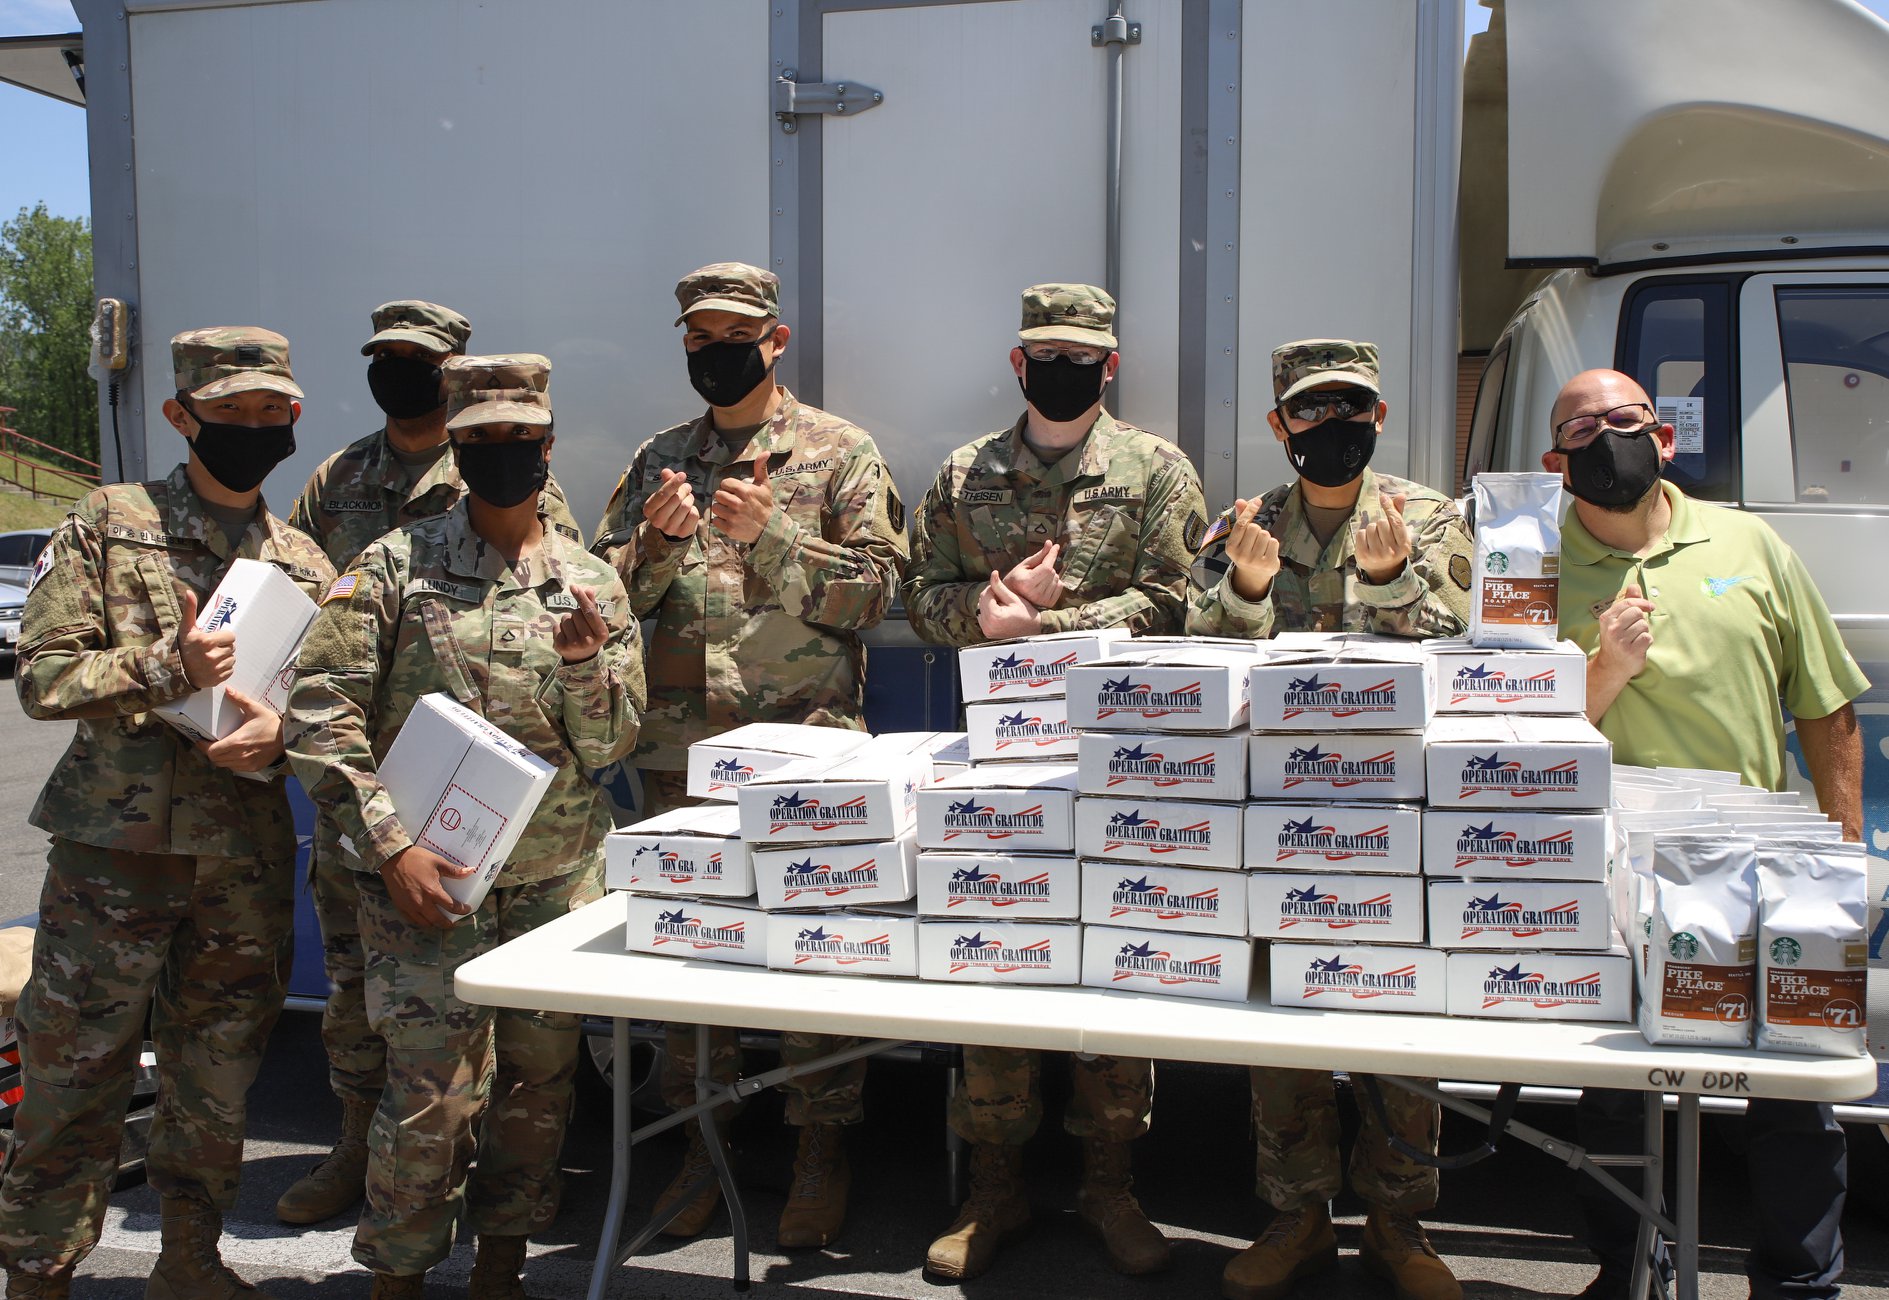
left=2, top=0, right=1888, bottom=226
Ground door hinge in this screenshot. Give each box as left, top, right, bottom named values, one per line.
left=774, top=72, right=885, bottom=134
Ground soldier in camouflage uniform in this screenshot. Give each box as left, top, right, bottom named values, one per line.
left=0, top=328, right=334, bottom=1300
left=1195, top=341, right=1465, bottom=1300
left=591, top=263, right=907, bottom=1250
left=278, top=302, right=583, bottom=1229
left=904, top=285, right=1205, bottom=1282
left=285, top=355, right=642, bottom=1300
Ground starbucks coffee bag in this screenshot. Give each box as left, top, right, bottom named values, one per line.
left=1468, top=473, right=1562, bottom=650
left=1639, top=836, right=1758, bottom=1047
left=1756, top=842, right=1868, bottom=1057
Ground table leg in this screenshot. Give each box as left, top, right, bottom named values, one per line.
left=1628, top=1090, right=1663, bottom=1300
left=1675, top=1094, right=1700, bottom=1300
left=695, top=1023, right=750, bottom=1291
left=587, top=1016, right=633, bottom=1300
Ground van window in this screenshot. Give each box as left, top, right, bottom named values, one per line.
left=0, top=537, right=27, bottom=567
left=1618, top=279, right=1737, bottom=501
left=1775, top=286, right=1889, bottom=506
left=1462, top=335, right=1512, bottom=491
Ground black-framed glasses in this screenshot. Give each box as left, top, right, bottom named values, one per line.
left=1279, top=387, right=1377, bottom=425
left=1021, top=343, right=1110, bottom=365
left=1554, top=402, right=1656, bottom=448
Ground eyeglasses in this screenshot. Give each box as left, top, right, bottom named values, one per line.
left=1278, top=388, right=1378, bottom=425
left=1022, top=344, right=1110, bottom=366
left=1554, top=402, right=1656, bottom=447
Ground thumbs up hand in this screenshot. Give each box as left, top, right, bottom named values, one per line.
left=1596, top=581, right=1656, bottom=678
left=710, top=452, right=778, bottom=543
left=176, top=588, right=236, bottom=689
left=977, top=569, right=1043, bottom=640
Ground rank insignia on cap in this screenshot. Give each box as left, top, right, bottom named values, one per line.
left=323, top=573, right=363, bottom=604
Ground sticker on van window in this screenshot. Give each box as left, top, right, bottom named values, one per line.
left=1657, top=396, right=1705, bottom=456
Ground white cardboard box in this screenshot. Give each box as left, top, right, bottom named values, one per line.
left=1268, top=942, right=1448, bottom=1015
left=927, top=732, right=973, bottom=775
left=624, top=893, right=769, bottom=966
left=917, top=920, right=1082, bottom=985
left=917, top=852, right=1081, bottom=918
left=154, top=558, right=318, bottom=744
left=1426, top=880, right=1616, bottom=950
left=736, top=737, right=932, bottom=844
left=1425, top=639, right=1588, bottom=715
left=1081, top=925, right=1255, bottom=1002
left=916, top=764, right=1080, bottom=852
left=1248, top=733, right=1428, bottom=801
left=687, top=722, right=872, bottom=802
left=751, top=835, right=918, bottom=909
left=1075, top=794, right=1244, bottom=869
left=1445, top=946, right=1633, bottom=1021
left=377, top=693, right=557, bottom=920
left=1425, top=716, right=1612, bottom=810
left=604, top=804, right=753, bottom=897
left=1064, top=647, right=1257, bottom=732
left=1245, top=802, right=1423, bottom=875
left=1075, top=730, right=1247, bottom=802
left=957, top=629, right=1135, bottom=701
left=1247, top=643, right=1434, bottom=732
left=1079, top=860, right=1248, bottom=937
left=1248, top=872, right=1426, bottom=944
left=965, top=698, right=1078, bottom=761
left=764, top=906, right=919, bottom=977
left=1420, top=810, right=1608, bottom=881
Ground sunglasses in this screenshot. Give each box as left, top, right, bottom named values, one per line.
left=1278, top=387, right=1378, bottom=425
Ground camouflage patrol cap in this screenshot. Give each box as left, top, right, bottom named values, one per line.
left=1273, top=339, right=1380, bottom=404
left=171, top=326, right=304, bottom=401
left=674, top=262, right=780, bottom=326
left=443, top=354, right=553, bottom=430
left=1018, top=283, right=1117, bottom=348
left=360, top=300, right=472, bottom=357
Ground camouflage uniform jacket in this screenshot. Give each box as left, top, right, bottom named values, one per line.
left=16, top=463, right=335, bottom=859
left=903, top=411, right=1207, bottom=647
left=289, top=426, right=583, bottom=568
left=590, top=390, right=907, bottom=769
left=286, top=501, right=644, bottom=884
left=1187, top=466, right=1471, bottom=639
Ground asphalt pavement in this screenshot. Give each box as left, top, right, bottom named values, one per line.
left=2, top=689, right=1889, bottom=1297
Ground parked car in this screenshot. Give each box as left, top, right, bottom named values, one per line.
left=0, top=532, right=52, bottom=589
left=0, top=581, right=28, bottom=675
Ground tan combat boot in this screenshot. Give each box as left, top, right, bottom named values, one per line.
left=652, top=1121, right=725, bottom=1238
left=468, top=1234, right=541, bottom=1300
left=924, top=1143, right=1031, bottom=1281
left=367, top=1274, right=426, bottom=1299
left=776, top=1123, right=850, bottom=1249
left=1074, top=1137, right=1170, bottom=1274
left=5, top=1274, right=71, bottom=1299
left=1221, top=1203, right=1338, bottom=1300
left=144, top=1198, right=270, bottom=1299
left=1360, top=1210, right=1462, bottom=1300
left=275, top=1095, right=375, bottom=1224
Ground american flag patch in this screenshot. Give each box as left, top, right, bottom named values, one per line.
left=322, top=573, right=362, bottom=604
left=1197, top=508, right=1236, bottom=554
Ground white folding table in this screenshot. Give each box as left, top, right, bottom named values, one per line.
left=454, top=892, right=1876, bottom=1300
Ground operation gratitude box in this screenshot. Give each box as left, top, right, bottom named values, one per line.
left=751, top=835, right=917, bottom=909
left=1075, top=794, right=1244, bottom=868
left=604, top=804, right=753, bottom=897
left=1424, top=716, right=1612, bottom=810
left=764, top=905, right=919, bottom=977
left=1426, top=880, right=1615, bottom=950
left=1079, top=860, right=1248, bottom=937
left=1267, top=942, right=1448, bottom=1015
left=1420, top=810, right=1607, bottom=881
left=687, top=722, right=872, bottom=802
left=917, top=920, right=1082, bottom=985
left=916, top=764, right=1079, bottom=852
left=1248, top=642, right=1434, bottom=732
left=1248, top=732, right=1427, bottom=801
left=964, top=698, right=1077, bottom=761
left=1081, top=925, right=1255, bottom=1002
left=1065, top=645, right=1261, bottom=733
left=625, top=894, right=769, bottom=967
left=153, top=558, right=318, bottom=745
left=1076, top=730, right=1247, bottom=802
left=958, top=629, right=1134, bottom=701
left=1425, top=639, right=1587, bottom=715
left=1445, top=946, right=1633, bottom=1021
left=917, top=852, right=1080, bottom=918
left=735, top=733, right=935, bottom=844
left=1248, top=872, right=1426, bottom=944
left=1244, top=802, right=1422, bottom=875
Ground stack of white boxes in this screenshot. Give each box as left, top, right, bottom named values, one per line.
left=909, top=632, right=1132, bottom=985
left=1063, top=640, right=1267, bottom=1001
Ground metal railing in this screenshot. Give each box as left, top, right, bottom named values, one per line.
left=0, top=410, right=102, bottom=502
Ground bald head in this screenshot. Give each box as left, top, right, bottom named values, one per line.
left=1551, top=369, right=1654, bottom=441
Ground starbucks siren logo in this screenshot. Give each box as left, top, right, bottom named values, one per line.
left=1668, top=931, right=1699, bottom=961
left=1486, top=550, right=1510, bottom=574
left=1769, top=936, right=1802, bottom=967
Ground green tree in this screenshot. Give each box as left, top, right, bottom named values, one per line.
left=0, top=203, right=97, bottom=462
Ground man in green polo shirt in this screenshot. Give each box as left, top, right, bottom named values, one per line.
left=1544, top=368, right=1865, bottom=1300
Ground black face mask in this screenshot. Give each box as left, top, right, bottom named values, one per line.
left=454, top=437, right=549, bottom=508
left=1284, top=416, right=1376, bottom=488
left=367, top=354, right=445, bottom=420
left=1019, top=356, right=1108, bottom=424
left=188, top=408, right=296, bottom=494
left=687, top=341, right=774, bottom=408
left=1563, top=425, right=1664, bottom=510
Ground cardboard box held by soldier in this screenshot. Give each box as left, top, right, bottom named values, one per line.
left=153, top=557, right=318, bottom=746
left=1081, top=924, right=1255, bottom=1002
left=604, top=803, right=754, bottom=897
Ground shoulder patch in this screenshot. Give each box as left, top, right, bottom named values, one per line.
left=1449, top=553, right=1471, bottom=591
left=888, top=492, right=905, bottom=533
left=553, top=521, right=581, bottom=541
left=322, top=572, right=364, bottom=605
left=1184, top=512, right=1207, bottom=553
left=27, top=543, right=55, bottom=592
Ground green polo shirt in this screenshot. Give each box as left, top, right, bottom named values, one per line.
left=1559, top=482, right=1867, bottom=790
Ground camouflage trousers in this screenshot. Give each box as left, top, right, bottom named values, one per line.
left=0, top=839, right=291, bottom=1276
left=310, top=821, right=387, bottom=1104
left=949, top=1048, right=1153, bottom=1146
left=353, top=863, right=603, bottom=1277
left=1249, top=1067, right=1439, bottom=1214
